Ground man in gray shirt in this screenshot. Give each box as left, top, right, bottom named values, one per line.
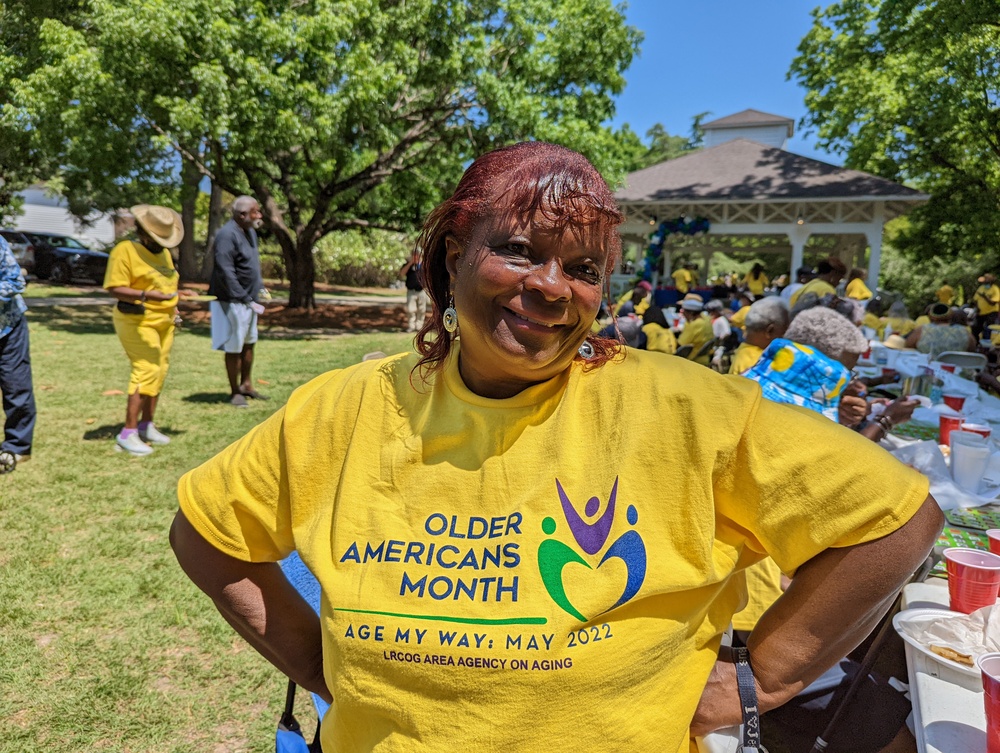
left=209, top=196, right=268, bottom=407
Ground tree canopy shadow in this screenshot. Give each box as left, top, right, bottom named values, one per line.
left=182, top=393, right=233, bottom=404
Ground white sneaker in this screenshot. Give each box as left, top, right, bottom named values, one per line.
left=139, top=423, right=170, bottom=445
left=116, top=432, right=154, bottom=456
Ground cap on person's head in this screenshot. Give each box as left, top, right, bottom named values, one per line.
left=635, top=280, right=652, bottom=293
left=929, top=302, right=950, bottom=319
left=705, top=299, right=724, bottom=312
left=680, top=299, right=704, bottom=312
left=796, top=265, right=813, bottom=276
left=979, top=273, right=996, bottom=284
left=683, top=292, right=704, bottom=302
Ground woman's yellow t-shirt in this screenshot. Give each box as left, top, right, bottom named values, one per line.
left=178, top=348, right=929, bottom=753
left=728, top=342, right=763, bottom=375
left=103, top=240, right=178, bottom=314
left=642, top=323, right=677, bottom=354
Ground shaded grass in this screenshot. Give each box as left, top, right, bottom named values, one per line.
left=0, top=305, right=413, bottom=753
left=22, top=282, right=110, bottom=299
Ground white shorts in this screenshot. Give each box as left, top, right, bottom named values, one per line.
left=210, top=301, right=258, bottom=353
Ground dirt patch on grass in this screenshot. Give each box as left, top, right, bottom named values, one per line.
left=178, top=301, right=407, bottom=333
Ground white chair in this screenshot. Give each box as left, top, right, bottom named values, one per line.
left=936, top=351, right=988, bottom=373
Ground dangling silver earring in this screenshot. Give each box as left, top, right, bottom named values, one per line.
left=577, top=339, right=595, bottom=359
left=443, top=297, right=459, bottom=334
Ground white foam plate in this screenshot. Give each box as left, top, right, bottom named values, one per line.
left=893, top=607, right=981, bottom=679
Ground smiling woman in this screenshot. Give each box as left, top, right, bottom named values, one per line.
left=171, top=142, right=942, bottom=753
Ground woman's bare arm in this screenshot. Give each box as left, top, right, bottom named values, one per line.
left=169, top=510, right=332, bottom=702
left=691, top=492, right=942, bottom=736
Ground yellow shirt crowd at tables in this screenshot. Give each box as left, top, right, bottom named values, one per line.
left=936, top=284, right=954, bottom=306
left=677, top=315, right=714, bottom=365
left=845, top=277, right=873, bottom=300
left=177, top=347, right=930, bottom=753
left=884, top=316, right=917, bottom=337
left=743, top=272, right=768, bottom=296
left=788, top=277, right=836, bottom=307
left=861, top=312, right=885, bottom=339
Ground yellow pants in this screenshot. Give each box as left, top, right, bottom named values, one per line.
left=113, top=310, right=175, bottom=396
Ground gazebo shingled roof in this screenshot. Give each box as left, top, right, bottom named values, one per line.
left=616, top=139, right=925, bottom=203
left=700, top=109, right=795, bottom=135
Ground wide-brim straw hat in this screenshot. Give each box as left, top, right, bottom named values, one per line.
left=131, top=204, right=184, bottom=248
left=882, top=334, right=910, bottom=350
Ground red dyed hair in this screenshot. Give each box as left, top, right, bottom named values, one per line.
left=413, top=141, right=625, bottom=380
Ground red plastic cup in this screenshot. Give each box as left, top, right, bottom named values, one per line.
left=882, top=367, right=895, bottom=378
left=943, top=393, right=967, bottom=411
left=942, top=364, right=957, bottom=373
left=940, top=414, right=966, bottom=445
left=987, top=530, right=1000, bottom=556
left=943, top=548, right=1000, bottom=614
left=977, top=652, right=1000, bottom=753
left=964, top=423, right=993, bottom=441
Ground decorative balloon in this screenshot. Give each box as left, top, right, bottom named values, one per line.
left=643, top=217, right=711, bottom=280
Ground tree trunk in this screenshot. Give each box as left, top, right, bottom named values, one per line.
left=286, top=238, right=316, bottom=309
left=177, top=158, right=201, bottom=281
left=200, top=178, right=224, bottom=281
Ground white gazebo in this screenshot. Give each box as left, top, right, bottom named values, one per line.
left=614, top=109, right=928, bottom=293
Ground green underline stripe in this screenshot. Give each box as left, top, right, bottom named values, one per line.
left=335, top=608, right=548, bottom=626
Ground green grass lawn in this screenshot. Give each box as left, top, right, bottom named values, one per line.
left=0, top=306, right=413, bottom=753
left=22, top=282, right=110, bottom=298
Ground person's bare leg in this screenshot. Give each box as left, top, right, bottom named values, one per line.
left=140, top=394, right=158, bottom=424
left=225, top=352, right=242, bottom=395
left=239, top=344, right=254, bottom=393
left=124, top=391, right=143, bottom=429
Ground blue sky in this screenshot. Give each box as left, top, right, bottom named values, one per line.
left=610, top=0, right=837, bottom=163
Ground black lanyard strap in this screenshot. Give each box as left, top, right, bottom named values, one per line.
left=733, top=647, right=768, bottom=752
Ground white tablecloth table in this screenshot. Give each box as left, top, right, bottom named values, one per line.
left=900, top=579, right=989, bottom=753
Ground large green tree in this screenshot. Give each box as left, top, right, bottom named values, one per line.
left=8, top=0, right=641, bottom=307
left=789, top=0, right=1000, bottom=294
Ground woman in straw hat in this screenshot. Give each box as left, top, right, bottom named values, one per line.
left=104, top=204, right=187, bottom=456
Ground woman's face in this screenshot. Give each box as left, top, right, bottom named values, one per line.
left=446, top=206, right=609, bottom=398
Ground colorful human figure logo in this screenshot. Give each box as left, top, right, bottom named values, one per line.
left=538, top=477, right=647, bottom=621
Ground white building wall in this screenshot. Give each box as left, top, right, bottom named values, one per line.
left=9, top=188, right=117, bottom=248
left=703, top=125, right=789, bottom=150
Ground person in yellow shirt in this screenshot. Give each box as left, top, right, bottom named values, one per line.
left=169, top=142, right=941, bottom=753
left=613, top=280, right=651, bottom=317
left=788, top=257, right=847, bottom=308
left=973, top=273, right=1000, bottom=340
left=729, top=297, right=789, bottom=374
left=671, top=265, right=692, bottom=294
left=844, top=267, right=873, bottom=300
left=936, top=281, right=954, bottom=306
left=883, top=300, right=917, bottom=337
left=640, top=304, right=677, bottom=354
left=104, top=204, right=188, bottom=457
left=729, top=293, right=754, bottom=330
left=742, top=263, right=769, bottom=296
left=677, top=299, right=714, bottom=365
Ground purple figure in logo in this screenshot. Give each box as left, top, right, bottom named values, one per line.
left=555, top=477, right=619, bottom=555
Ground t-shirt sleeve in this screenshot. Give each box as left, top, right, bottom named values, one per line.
left=714, top=387, right=930, bottom=574
left=103, top=241, right=134, bottom=289
left=177, top=405, right=293, bottom=561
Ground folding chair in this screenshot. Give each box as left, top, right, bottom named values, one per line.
left=674, top=345, right=693, bottom=359
left=936, top=351, right=987, bottom=374
left=276, top=552, right=329, bottom=753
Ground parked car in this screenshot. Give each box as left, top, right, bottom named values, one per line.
left=0, top=229, right=36, bottom=274
left=21, top=231, right=110, bottom=284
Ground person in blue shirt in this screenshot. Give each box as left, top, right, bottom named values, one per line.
left=0, top=235, right=36, bottom=473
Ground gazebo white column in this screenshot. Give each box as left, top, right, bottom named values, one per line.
left=865, top=202, right=886, bottom=291
left=787, top=226, right=810, bottom=277
left=700, top=249, right=712, bottom=285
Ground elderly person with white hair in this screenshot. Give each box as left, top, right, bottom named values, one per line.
left=209, top=195, right=269, bottom=407
left=729, top=297, right=789, bottom=374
